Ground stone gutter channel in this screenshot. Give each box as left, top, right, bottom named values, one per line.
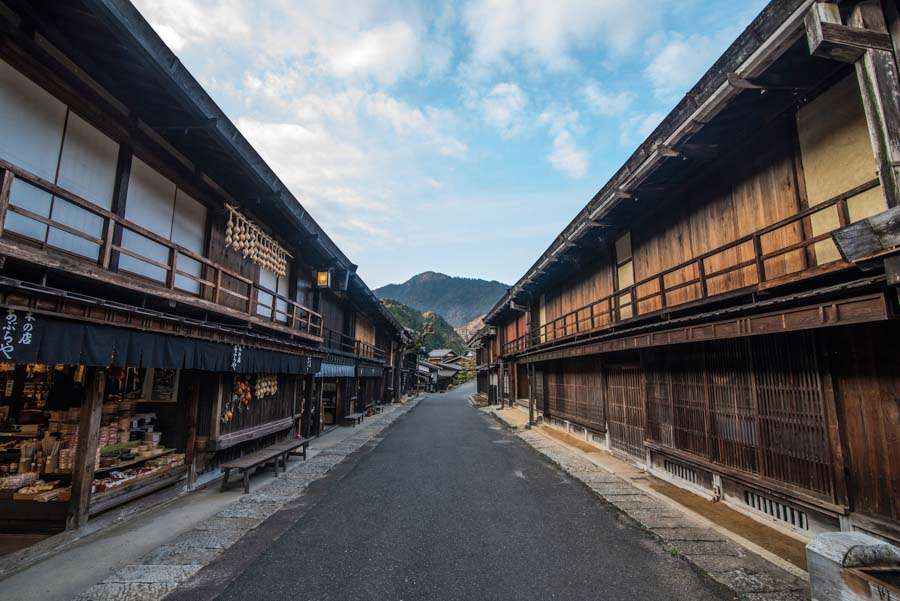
left=73, top=397, right=423, bottom=601
left=481, top=403, right=810, bottom=601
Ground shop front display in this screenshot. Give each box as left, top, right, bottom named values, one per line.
left=0, top=311, right=320, bottom=556
left=0, top=362, right=188, bottom=554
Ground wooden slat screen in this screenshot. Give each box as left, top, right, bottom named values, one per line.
left=219, top=374, right=296, bottom=436
left=707, top=339, right=758, bottom=475
left=643, top=332, right=834, bottom=499
left=545, top=358, right=605, bottom=431
left=606, top=365, right=645, bottom=459
left=750, top=334, right=832, bottom=498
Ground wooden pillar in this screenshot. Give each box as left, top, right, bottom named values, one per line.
left=0, top=169, right=14, bottom=238
left=301, top=374, right=315, bottom=438
left=851, top=1, right=900, bottom=208
left=66, top=369, right=105, bottom=530
left=184, top=378, right=200, bottom=487
left=393, top=349, right=402, bottom=403
left=107, top=147, right=132, bottom=271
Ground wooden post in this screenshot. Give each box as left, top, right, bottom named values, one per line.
left=0, top=169, right=14, bottom=238
left=184, top=378, right=200, bottom=487
left=850, top=1, right=900, bottom=208
left=394, top=349, right=402, bottom=403
left=697, top=260, right=708, bottom=300
left=166, top=247, right=178, bottom=289
left=213, top=269, right=222, bottom=304
left=100, top=216, right=115, bottom=268
left=752, top=234, right=766, bottom=284
left=108, top=147, right=132, bottom=271
left=303, top=374, right=315, bottom=437
left=210, top=374, right=223, bottom=446
left=66, top=368, right=105, bottom=530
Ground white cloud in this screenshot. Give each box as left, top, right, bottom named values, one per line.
left=363, top=93, right=468, bottom=156
left=462, top=0, right=663, bottom=72
left=618, top=111, right=666, bottom=147
left=135, top=0, right=442, bottom=85
left=327, top=22, right=420, bottom=84
left=645, top=30, right=735, bottom=101
left=547, top=131, right=587, bottom=178
left=237, top=119, right=369, bottom=207
left=482, top=83, right=528, bottom=137
left=581, top=80, right=635, bottom=117
left=539, top=105, right=587, bottom=178
left=132, top=0, right=250, bottom=51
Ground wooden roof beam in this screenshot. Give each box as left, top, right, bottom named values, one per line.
left=805, top=1, right=892, bottom=63
left=679, top=144, right=719, bottom=160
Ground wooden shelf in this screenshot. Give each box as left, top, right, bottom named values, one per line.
left=42, top=449, right=175, bottom=478
left=95, top=449, right=174, bottom=475
left=89, top=465, right=187, bottom=516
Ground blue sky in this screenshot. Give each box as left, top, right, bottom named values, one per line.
left=133, top=0, right=767, bottom=289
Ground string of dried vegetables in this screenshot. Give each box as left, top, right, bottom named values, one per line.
left=224, top=205, right=290, bottom=277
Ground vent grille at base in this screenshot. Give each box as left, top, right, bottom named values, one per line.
left=663, top=459, right=698, bottom=484
left=743, top=490, right=809, bottom=530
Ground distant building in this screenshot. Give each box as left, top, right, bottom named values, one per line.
left=427, top=349, right=459, bottom=365
left=435, top=363, right=463, bottom=391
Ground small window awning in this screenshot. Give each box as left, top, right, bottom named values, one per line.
left=315, top=362, right=355, bottom=378
left=358, top=366, right=383, bottom=378
left=0, top=310, right=320, bottom=375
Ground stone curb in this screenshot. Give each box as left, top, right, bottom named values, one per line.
left=483, top=407, right=810, bottom=601
left=73, top=398, right=423, bottom=601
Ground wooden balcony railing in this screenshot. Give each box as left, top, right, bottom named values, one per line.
left=322, top=327, right=386, bottom=362
left=504, top=179, right=880, bottom=356
left=0, top=161, right=323, bottom=338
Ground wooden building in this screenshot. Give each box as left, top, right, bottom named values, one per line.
left=476, top=0, right=900, bottom=545
left=0, top=0, right=404, bottom=555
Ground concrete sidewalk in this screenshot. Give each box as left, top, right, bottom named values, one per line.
left=0, top=397, right=423, bottom=601
left=483, top=402, right=811, bottom=601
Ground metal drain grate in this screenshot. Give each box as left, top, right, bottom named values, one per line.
left=743, top=490, right=809, bottom=530
left=591, top=434, right=605, bottom=444
left=663, top=459, right=698, bottom=484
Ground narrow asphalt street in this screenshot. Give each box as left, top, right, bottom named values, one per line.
left=211, top=383, right=729, bottom=601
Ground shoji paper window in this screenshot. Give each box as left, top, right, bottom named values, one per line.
left=120, top=158, right=207, bottom=293
left=0, top=59, right=66, bottom=180
left=256, top=267, right=289, bottom=321
left=48, top=113, right=119, bottom=258
left=0, top=59, right=119, bottom=259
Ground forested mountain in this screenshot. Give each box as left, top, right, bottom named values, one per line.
left=380, top=298, right=467, bottom=355
left=375, top=272, right=508, bottom=327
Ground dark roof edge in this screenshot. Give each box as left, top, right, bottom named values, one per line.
left=484, top=0, right=810, bottom=324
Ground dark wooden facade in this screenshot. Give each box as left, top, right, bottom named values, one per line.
left=475, top=0, right=900, bottom=543
left=0, top=0, right=404, bottom=539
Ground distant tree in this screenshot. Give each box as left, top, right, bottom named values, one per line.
left=456, top=355, right=476, bottom=384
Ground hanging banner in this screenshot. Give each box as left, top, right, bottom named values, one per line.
left=0, top=309, right=320, bottom=374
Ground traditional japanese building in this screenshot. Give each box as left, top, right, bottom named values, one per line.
left=476, top=0, right=900, bottom=544
left=0, top=0, right=404, bottom=555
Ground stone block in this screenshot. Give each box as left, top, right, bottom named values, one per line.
left=73, top=581, right=179, bottom=601
left=141, top=545, right=223, bottom=566
left=102, top=564, right=202, bottom=584
left=807, top=532, right=900, bottom=601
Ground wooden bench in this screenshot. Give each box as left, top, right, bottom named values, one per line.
left=343, top=412, right=365, bottom=426
left=220, top=437, right=310, bottom=494
left=375, top=403, right=385, bottom=414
